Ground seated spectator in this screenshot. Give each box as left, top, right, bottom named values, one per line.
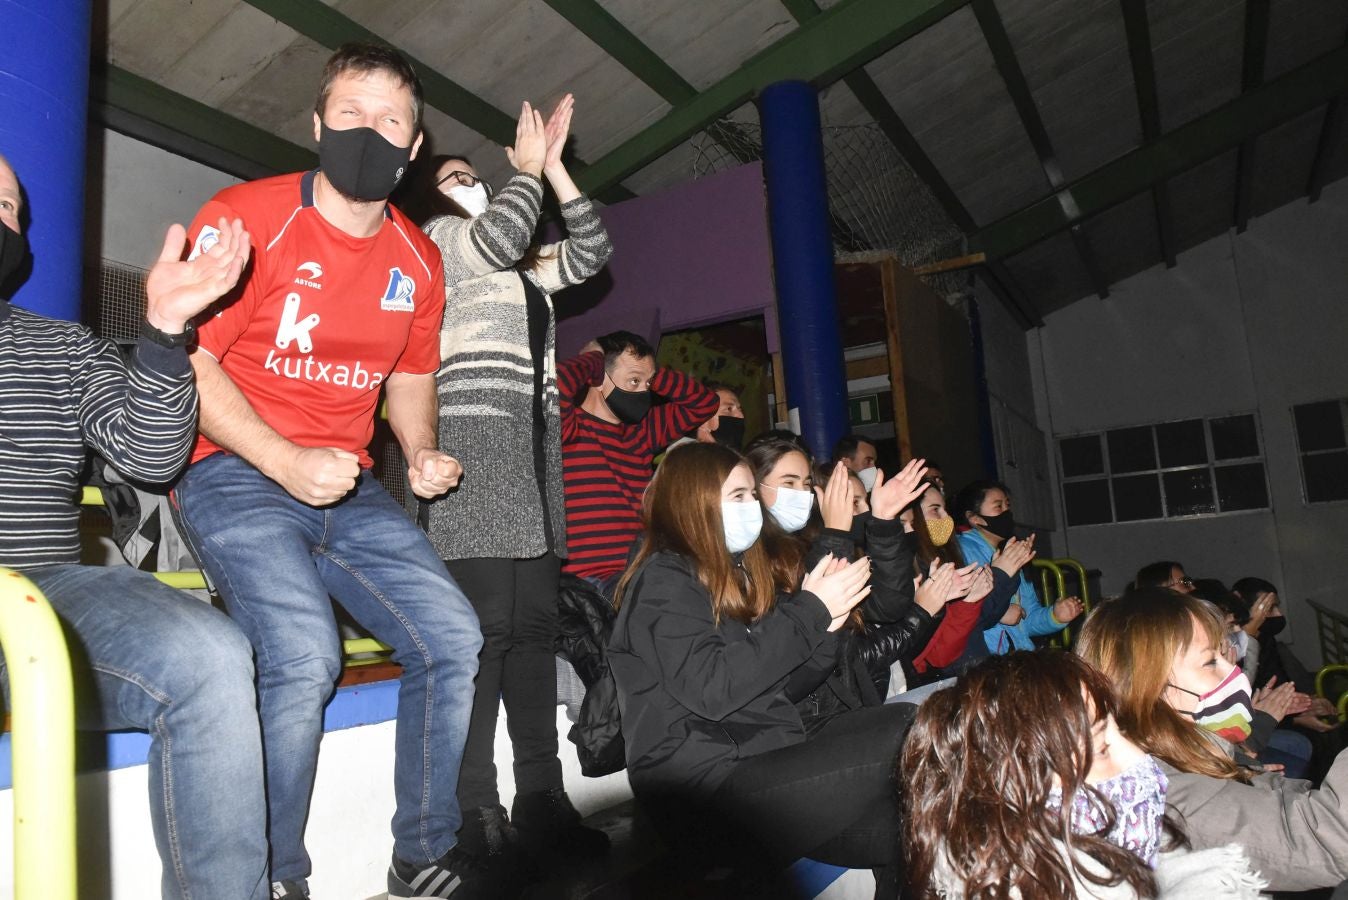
left=899, top=482, right=1025, bottom=682
left=1134, top=560, right=1195, bottom=594
left=917, top=458, right=945, bottom=493
left=557, top=330, right=718, bottom=597
left=1184, top=582, right=1315, bottom=779
left=681, top=381, right=746, bottom=450
left=0, top=153, right=267, bottom=899
left=833, top=432, right=879, bottom=491
left=1233, top=576, right=1345, bottom=783
left=902, top=651, right=1266, bottom=899
left=1077, top=589, right=1348, bottom=890
left=954, top=479, right=1082, bottom=654
left=745, top=436, right=947, bottom=727
left=607, top=442, right=922, bottom=895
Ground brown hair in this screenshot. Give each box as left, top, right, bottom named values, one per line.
left=902, top=652, right=1166, bottom=899
left=614, top=443, right=776, bottom=625
left=906, top=481, right=965, bottom=573
left=1075, top=589, right=1247, bottom=782
left=315, top=42, right=423, bottom=132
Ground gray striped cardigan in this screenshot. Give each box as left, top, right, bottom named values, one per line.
left=420, top=173, right=613, bottom=560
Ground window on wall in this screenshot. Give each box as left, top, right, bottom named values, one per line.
left=1057, top=414, right=1269, bottom=527
left=1292, top=399, right=1348, bottom=503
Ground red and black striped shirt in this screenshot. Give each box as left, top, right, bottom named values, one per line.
left=558, top=350, right=718, bottom=579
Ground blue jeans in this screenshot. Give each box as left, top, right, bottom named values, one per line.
left=175, top=454, right=482, bottom=881
left=3, top=565, right=267, bottom=899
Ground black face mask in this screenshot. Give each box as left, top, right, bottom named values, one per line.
left=318, top=123, right=413, bottom=202
left=0, top=221, right=26, bottom=291
left=604, top=382, right=652, bottom=425
left=1259, top=617, right=1286, bottom=639
left=713, top=416, right=746, bottom=450
left=979, top=510, right=1016, bottom=540
left=849, top=511, right=871, bottom=548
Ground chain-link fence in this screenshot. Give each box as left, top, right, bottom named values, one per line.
left=692, top=119, right=971, bottom=298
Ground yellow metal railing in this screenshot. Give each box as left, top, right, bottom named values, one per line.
left=0, top=567, right=77, bottom=900
left=79, top=488, right=393, bottom=664
left=1031, top=557, right=1093, bottom=648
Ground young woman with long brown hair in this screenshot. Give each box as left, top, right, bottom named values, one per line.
left=902, top=651, right=1265, bottom=899
left=900, top=482, right=1027, bottom=682
left=607, top=442, right=920, bottom=896
left=1076, top=589, right=1348, bottom=890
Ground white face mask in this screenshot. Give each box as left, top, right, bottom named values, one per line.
left=446, top=182, right=489, bottom=217
left=722, top=501, right=763, bottom=554
left=765, top=485, right=814, bottom=533
left=856, top=466, right=878, bottom=493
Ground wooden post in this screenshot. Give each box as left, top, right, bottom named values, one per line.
left=771, top=351, right=790, bottom=427
left=880, top=257, right=913, bottom=460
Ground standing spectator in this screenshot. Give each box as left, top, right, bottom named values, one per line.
left=557, top=330, right=718, bottom=595
left=0, top=152, right=267, bottom=900
left=415, top=93, right=613, bottom=873
left=666, top=382, right=746, bottom=452
left=173, top=43, right=487, bottom=900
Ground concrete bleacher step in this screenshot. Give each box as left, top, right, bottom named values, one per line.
left=366, top=799, right=873, bottom=899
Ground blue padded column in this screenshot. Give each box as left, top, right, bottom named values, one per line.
left=0, top=0, right=93, bottom=320
left=758, top=80, right=848, bottom=460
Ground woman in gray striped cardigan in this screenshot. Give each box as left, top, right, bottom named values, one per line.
left=413, top=95, right=614, bottom=883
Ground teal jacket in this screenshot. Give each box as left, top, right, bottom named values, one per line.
left=956, top=529, right=1062, bottom=654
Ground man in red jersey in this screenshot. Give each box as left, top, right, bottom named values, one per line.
left=172, top=43, right=489, bottom=900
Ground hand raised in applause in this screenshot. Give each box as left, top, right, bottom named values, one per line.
left=869, top=457, right=929, bottom=521
left=145, top=218, right=251, bottom=334
left=802, top=553, right=872, bottom=632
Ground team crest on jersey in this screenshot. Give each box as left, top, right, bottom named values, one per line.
left=187, top=225, right=220, bottom=262
left=380, top=267, right=416, bottom=312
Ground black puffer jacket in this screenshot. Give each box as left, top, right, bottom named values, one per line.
left=607, top=551, right=833, bottom=797
left=788, top=516, right=934, bottom=733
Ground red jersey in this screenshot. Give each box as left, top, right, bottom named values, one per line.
left=186, top=171, right=444, bottom=467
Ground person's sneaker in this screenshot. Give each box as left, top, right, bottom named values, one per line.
left=271, top=881, right=309, bottom=900
left=388, top=845, right=507, bottom=899
left=511, top=787, right=611, bottom=858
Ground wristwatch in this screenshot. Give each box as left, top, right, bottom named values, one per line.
left=140, top=318, right=196, bottom=348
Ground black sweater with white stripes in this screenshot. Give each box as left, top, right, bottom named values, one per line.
left=0, top=301, right=197, bottom=570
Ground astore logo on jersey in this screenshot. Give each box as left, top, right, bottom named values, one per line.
left=380, top=267, right=415, bottom=312
left=294, top=261, right=324, bottom=290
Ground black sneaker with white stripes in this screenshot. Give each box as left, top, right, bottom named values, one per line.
left=388, top=845, right=496, bottom=899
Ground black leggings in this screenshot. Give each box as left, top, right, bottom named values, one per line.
left=642, top=702, right=915, bottom=878
left=714, top=703, right=914, bottom=869
left=446, top=553, right=562, bottom=809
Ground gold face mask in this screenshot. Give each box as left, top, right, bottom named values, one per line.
left=925, top=515, right=955, bottom=547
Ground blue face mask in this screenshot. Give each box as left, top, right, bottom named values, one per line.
left=722, top=501, right=763, bottom=554
left=765, top=485, right=814, bottom=533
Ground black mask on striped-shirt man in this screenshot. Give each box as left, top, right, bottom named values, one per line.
left=603, top=371, right=652, bottom=425
left=0, top=222, right=25, bottom=291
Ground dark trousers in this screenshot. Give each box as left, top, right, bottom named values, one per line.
left=447, top=553, right=564, bottom=809
left=712, top=703, right=915, bottom=869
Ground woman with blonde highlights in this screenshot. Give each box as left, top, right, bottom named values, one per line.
left=902, top=651, right=1264, bottom=899
left=1077, top=589, right=1348, bottom=890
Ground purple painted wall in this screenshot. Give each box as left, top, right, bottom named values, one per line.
left=553, top=162, right=779, bottom=357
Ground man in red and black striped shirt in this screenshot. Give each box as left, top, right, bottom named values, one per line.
left=558, top=331, right=719, bottom=591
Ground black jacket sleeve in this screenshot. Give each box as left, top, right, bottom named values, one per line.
left=806, top=527, right=855, bottom=569
left=629, top=558, right=833, bottom=721
left=783, top=632, right=843, bottom=703
left=857, top=605, right=938, bottom=681
left=977, top=568, right=1019, bottom=630
left=860, top=516, right=917, bottom=623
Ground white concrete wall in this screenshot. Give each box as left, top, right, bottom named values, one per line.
left=87, top=130, right=239, bottom=269
left=0, top=707, right=633, bottom=900
left=1026, top=179, right=1348, bottom=667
